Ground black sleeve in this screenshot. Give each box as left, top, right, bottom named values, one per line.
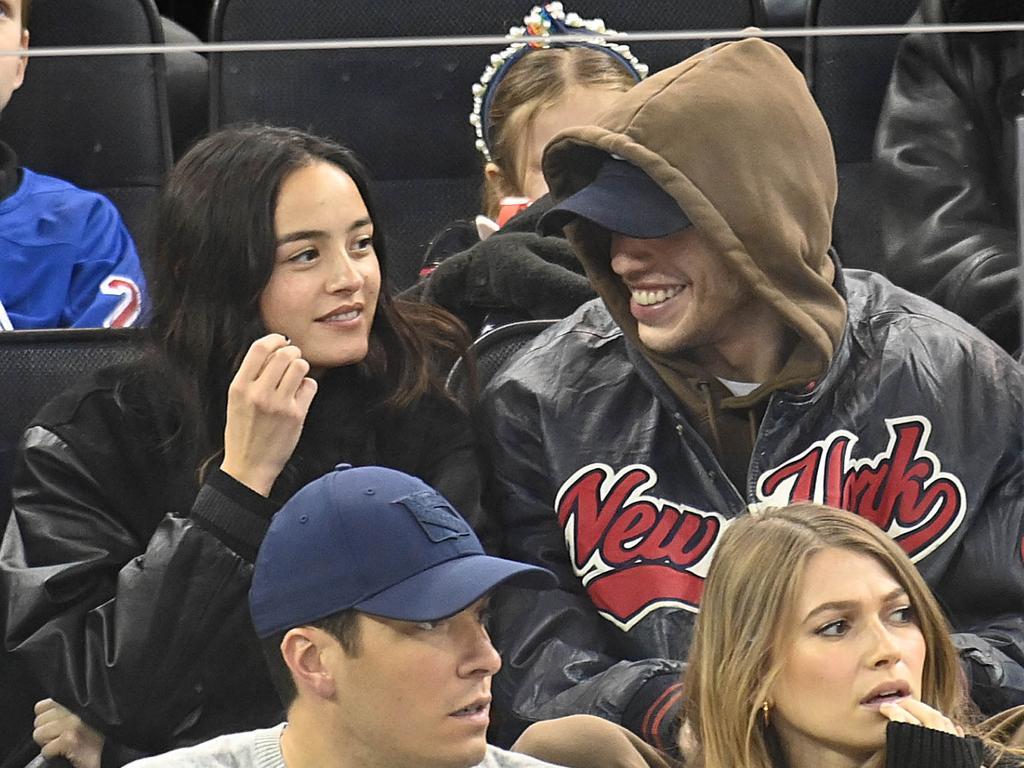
left=482, top=384, right=683, bottom=751
left=0, top=424, right=278, bottom=751
left=884, top=722, right=984, bottom=768
left=419, top=233, right=594, bottom=325
left=397, top=393, right=494, bottom=550
left=874, top=31, right=1019, bottom=352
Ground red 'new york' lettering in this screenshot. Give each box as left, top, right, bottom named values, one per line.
left=553, top=417, right=965, bottom=633
left=555, top=464, right=726, bottom=630
left=757, top=416, right=966, bottom=561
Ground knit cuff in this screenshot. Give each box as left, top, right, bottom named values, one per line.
left=190, top=469, right=280, bottom=562
left=622, top=674, right=683, bottom=754
left=884, top=722, right=983, bottom=768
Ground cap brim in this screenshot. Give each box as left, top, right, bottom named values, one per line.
left=355, top=554, right=556, bottom=622
left=539, top=160, right=691, bottom=238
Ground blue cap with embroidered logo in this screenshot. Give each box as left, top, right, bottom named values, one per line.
left=249, top=465, right=555, bottom=637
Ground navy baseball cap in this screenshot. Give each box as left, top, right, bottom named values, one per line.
left=539, top=157, right=691, bottom=238
left=249, top=466, right=555, bottom=637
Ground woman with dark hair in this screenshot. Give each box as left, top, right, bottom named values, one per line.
left=2, top=124, right=482, bottom=767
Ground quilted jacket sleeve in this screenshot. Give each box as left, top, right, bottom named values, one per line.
left=0, top=424, right=279, bottom=753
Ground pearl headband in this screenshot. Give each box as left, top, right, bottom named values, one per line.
left=469, top=2, right=649, bottom=163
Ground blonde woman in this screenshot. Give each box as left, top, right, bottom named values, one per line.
left=682, top=504, right=1023, bottom=768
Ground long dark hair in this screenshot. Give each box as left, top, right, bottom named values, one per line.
left=143, top=124, right=469, bottom=467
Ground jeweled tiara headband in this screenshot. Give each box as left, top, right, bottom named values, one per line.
left=469, top=2, right=649, bottom=163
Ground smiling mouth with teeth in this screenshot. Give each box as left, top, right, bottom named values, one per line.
left=319, top=309, right=359, bottom=322
left=632, top=286, right=684, bottom=307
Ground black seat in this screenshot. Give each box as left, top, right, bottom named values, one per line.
left=0, top=329, right=145, bottom=536
left=209, top=0, right=760, bottom=290
left=759, top=0, right=808, bottom=67
left=0, top=328, right=145, bottom=764
left=803, top=0, right=920, bottom=271
left=446, top=319, right=556, bottom=407
left=0, top=0, right=174, bottom=247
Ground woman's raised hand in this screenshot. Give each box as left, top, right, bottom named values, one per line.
left=879, top=698, right=964, bottom=737
left=220, top=334, right=318, bottom=496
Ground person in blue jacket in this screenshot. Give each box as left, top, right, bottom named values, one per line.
left=0, top=0, right=145, bottom=330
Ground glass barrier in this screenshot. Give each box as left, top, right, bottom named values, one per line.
left=1, top=12, right=1021, bottom=295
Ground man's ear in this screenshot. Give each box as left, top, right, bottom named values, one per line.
left=13, top=29, right=28, bottom=92
left=280, top=628, right=338, bottom=701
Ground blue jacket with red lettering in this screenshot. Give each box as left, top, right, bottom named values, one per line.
left=0, top=141, right=145, bottom=330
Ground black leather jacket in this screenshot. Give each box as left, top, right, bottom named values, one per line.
left=0, top=359, right=483, bottom=765
left=482, top=269, right=1024, bottom=750
left=874, top=0, right=1024, bottom=353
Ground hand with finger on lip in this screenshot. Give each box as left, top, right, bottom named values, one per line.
left=220, top=333, right=319, bottom=497
left=878, top=697, right=964, bottom=737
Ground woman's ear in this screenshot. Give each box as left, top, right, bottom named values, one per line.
left=280, top=627, right=339, bottom=701
left=484, top=162, right=516, bottom=198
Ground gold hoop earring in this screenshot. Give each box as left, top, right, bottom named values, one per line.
left=761, top=700, right=770, bottom=727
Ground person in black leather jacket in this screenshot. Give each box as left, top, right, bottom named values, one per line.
left=1, top=125, right=482, bottom=767
left=481, top=37, right=1024, bottom=755
left=874, top=0, right=1024, bottom=353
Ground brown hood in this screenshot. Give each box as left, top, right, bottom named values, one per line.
left=542, top=38, right=846, bottom=404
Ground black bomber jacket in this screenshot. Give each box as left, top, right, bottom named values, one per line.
left=874, top=0, right=1024, bottom=354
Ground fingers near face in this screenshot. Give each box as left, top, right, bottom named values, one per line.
left=879, top=701, right=920, bottom=725
left=236, top=334, right=291, bottom=382
left=885, top=698, right=960, bottom=736
left=235, top=336, right=311, bottom=395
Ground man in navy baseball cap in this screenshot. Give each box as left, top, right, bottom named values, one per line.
left=248, top=464, right=554, bottom=634
left=538, top=157, right=692, bottom=238
left=125, top=466, right=558, bottom=768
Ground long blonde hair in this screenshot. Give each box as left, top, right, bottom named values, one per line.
left=681, top=504, right=972, bottom=768
left=482, top=46, right=637, bottom=218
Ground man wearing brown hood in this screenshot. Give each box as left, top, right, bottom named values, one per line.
left=481, top=37, right=1024, bottom=753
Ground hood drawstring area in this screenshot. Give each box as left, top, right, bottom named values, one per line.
left=697, top=380, right=722, bottom=457
left=692, top=378, right=765, bottom=492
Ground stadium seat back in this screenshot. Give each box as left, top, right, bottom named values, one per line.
left=0, top=329, right=146, bottom=530
left=804, top=0, right=919, bottom=270
left=209, top=0, right=760, bottom=289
